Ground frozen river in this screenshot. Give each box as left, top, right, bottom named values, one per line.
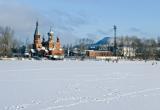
left=0, top=60, right=160, bottom=110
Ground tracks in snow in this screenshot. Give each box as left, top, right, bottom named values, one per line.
left=4, top=88, right=160, bottom=110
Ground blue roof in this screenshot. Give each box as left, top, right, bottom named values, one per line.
left=89, top=37, right=111, bottom=50
left=95, top=37, right=111, bottom=45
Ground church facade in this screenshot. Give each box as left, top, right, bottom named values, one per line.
left=31, top=21, right=64, bottom=59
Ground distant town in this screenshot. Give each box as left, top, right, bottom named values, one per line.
left=0, top=21, right=160, bottom=61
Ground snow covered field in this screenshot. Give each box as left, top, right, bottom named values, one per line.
left=0, top=60, right=160, bottom=110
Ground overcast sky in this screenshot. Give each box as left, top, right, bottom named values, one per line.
left=0, top=0, right=160, bottom=44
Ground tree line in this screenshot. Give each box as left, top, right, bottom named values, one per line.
left=117, top=36, right=160, bottom=59
left=0, top=26, right=22, bottom=57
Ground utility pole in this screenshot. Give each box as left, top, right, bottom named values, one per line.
left=113, top=25, right=117, bottom=56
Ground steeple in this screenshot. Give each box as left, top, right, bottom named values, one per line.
left=48, top=27, right=54, bottom=37
left=33, top=21, right=42, bottom=49
left=48, top=27, right=54, bottom=41
left=48, top=27, right=54, bottom=49
left=55, top=37, right=61, bottom=49
left=34, top=21, right=39, bottom=35
left=57, top=37, right=60, bottom=42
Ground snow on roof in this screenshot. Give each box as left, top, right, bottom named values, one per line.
left=31, top=49, right=35, bottom=53
left=45, top=49, right=49, bottom=53
left=41, top=47, right=45, bottom=50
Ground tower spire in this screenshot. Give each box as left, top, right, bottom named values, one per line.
left=35, top=21, right=39, bottom=35
left=48, top=26, right=54, bottom=39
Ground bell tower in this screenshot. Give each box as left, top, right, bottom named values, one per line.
left=48, top=28, right=54, bottom=50
left=33, top=21, right=42, bottom=50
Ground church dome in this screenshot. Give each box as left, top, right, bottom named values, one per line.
left=48, top=27, right=54, bottom=36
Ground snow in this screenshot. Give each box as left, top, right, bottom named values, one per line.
left=0, top=60, right=160, bottom=110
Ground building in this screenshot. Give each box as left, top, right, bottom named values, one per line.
left=86, top=50, right=113, bottom=59
left=31, top=21, right=64, bottom=59
left=33, top=21, right=42, bottom=50
left=85, top=37, right=114, bottom=59
left=121, top=46, right=136, bottom=57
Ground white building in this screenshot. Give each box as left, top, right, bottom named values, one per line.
left=122, top=46, right=136, bottom=57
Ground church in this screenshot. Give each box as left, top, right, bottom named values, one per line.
left=31, top=21, right=64, bottom=60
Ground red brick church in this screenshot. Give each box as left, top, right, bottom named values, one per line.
left=31, top=21, right=64, bottom=59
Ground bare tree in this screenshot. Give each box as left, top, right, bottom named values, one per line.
left=0, top=26, right=19, bottom=57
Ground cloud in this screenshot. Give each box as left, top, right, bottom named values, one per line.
left=97, top=29, right=113, bottom=36
left=55, top=31, right=78, bottom=45
left=44, top=9, right=88, bottom=32
left=0, top=1, right=89, bottom=44
left=129, top=27, right=150, bottom=36
left=0, top=1, right=53, bottom=43
left=42, top=9, right=89, bottom=44
left=86, top=33, right=103, bottom=42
